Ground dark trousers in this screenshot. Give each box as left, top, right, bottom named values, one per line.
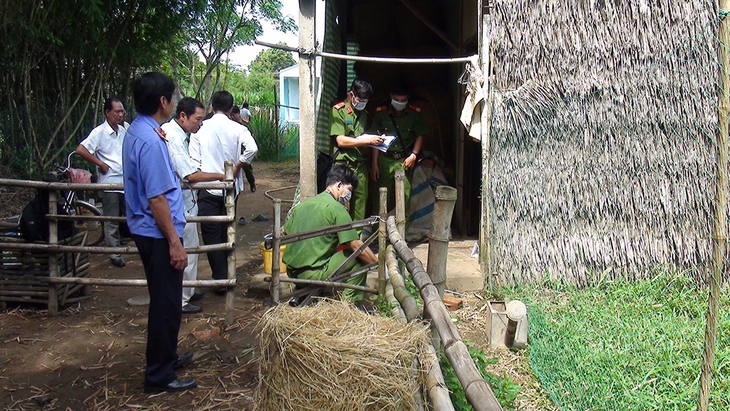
left=241, top=163, right=255, bottom=186
left=133, top=234, right=184, bottom=387
left=197, top=190, right=228, bottom=280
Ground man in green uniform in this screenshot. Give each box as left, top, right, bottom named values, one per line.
left=283, top=165, right=378, bottom=301
left=329, top=78, right=384, bottom=222
left=370, top=82, right=428, bottom=223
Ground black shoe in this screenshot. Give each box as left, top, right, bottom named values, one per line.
left=250, top=183, right=256, bottom=193
left=111, top=257, right=126, bottom=267
left=189, top=291, right=205, bottom=302
left=144, top=378, right=197, bottom=394
left=173, top=352, right=193, bottom=369
left=213, top=286, right=227, bottom=296
left=252, top=214, right=270, bottom=222
left=238, top=217, right=248, bottom=225
left=181, top=303, right=202, bottom=314
left=120, top=238, right=128, bottom=246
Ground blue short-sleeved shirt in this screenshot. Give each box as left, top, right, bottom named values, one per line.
left=123, top=114, right=186, bottom=238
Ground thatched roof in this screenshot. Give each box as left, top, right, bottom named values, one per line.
left=487, top=0, right=718, bottom=284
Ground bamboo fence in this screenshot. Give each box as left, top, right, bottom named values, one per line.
left=0, top=164, right=239, bottom=324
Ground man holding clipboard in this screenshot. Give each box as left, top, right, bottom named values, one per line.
left=369, top=82, right=428, bottom=226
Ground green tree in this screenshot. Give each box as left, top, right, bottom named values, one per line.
left=183, top=0, right=296, bottom=105
left=0, top=0, right=203, bottom=176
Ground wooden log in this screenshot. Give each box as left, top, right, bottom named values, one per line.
left=298, top=0, right=317, bottom=200
left=378, top=187, right=388, bottom=296
left=268, top=217, right=379, bottom=247
left=271, top=199, right=282, bottom=303
left=225, top=162, right=236, bottom=326
left=48, top=189, right=59, bottom=316
left=51, top=214, right=234, bottom=223
left=387, top=216, right=502, bottom=411
left=395, top=169, right=406, bottom=238
left=0, top=179, right=231, bottom=191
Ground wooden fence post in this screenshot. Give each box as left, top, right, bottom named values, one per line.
left=225, top=162, right=236, bottom=325
left=48, top=189, right=59, bottom=315
left=378, top=187, right=387, bottom=297
left=271, top=199, right=282, bottom=303
left=427, top=186, right=457, bottom=348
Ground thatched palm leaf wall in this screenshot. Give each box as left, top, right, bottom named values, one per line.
left=488, top=0, right=719, bottom=284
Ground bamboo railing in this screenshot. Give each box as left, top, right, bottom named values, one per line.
left=0, top=163, right=239, bottom=324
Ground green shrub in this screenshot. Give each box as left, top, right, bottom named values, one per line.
left=248, top=108, right=298, bottom=162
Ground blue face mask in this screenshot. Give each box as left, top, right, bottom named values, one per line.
left=339, top=189, right=352, bottom=205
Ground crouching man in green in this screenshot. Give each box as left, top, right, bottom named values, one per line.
left=282, top=165, right=378, bottom=301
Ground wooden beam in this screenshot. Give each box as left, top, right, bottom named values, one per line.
left=299, top=0, right=317, bottom=200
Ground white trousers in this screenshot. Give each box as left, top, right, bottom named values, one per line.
left=181, top=220, right=200, bottom=305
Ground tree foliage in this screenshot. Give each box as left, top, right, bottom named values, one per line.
left=181, top=0, right=296, bottom=105
left=0, top=0, right=203, bottom=176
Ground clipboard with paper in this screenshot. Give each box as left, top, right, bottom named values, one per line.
left=359, top=133, right=396, bottom=153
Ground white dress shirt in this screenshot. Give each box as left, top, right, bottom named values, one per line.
left=161, top=119, right=199, bottom=216
left=79, top=120, right=125, bottom=192
left=189, top=113, right=258, bottom=196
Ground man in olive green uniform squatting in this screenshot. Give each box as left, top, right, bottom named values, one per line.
left=329, top=78, right=384, bottom=222
left=283, top=165, right=378, bottom=301
left=370, top=82, right=428, bottom=225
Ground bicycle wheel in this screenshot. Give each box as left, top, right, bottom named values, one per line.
left=73, top=200, right=105, bottom=246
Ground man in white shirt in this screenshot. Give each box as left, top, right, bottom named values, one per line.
left=161, top=97, right=224, bottom=314
left=76, top=97, right=127, bottom=267
left=189, top=91, right=257, bottom=286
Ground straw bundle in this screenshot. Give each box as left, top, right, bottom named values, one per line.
left=486, top=0, right=720, bottom=285
left=254, top=300, right=431, bottom=411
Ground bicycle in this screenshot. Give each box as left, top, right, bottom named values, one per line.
left=52, top=152, right=105, bottom=246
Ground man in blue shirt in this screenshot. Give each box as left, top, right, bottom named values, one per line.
left=123, top=72, right=196, bottom=394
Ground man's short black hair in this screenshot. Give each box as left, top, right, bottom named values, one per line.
left=242, top=102, right=249, bottom=109
left=103, top=97, right=123, bottom=113
left=350, top=78, right=373, bottom=100
left=231, top=105, right=241, bottom=115
left=175, top=97, right=204, bottom=118
left=133, top=72, right=176, bottom=116
left=211, top=90, right=234, bottom=112
left=325, top=165, right=359, bottom=191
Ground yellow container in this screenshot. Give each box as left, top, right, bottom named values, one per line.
left=261, top=242, right=286, bottom=274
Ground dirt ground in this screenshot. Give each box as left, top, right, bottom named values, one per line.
left=0, top=161, right=552, bottom=411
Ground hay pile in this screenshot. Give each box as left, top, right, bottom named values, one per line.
left=254, top=300, right=430, bottom=411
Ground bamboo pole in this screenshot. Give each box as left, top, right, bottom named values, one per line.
left=427, top=186, right=457, bottom=348
left=386, top=245, right=420, bottom=321
left=385, top=281, right=408, bottom=323
left=378, top=187, right=387, bottom=297
left=271, top=199, right=282, bottom=303
left=48, top=189, right=59, bottom=316
left=425, top=339, right=456, bottom=411
left=255, top=40, right=475, bottom=64
left=395, top=169, right=406, bottom=239
left=224, top=162, right=236, bottom=325
left=49, top=277, right=236, bottom=287
left=51, top=215, right=234, bottom=223
left=479, top=0, right=495, bottom=289
left=0, top=242, right=232, bottom=254
left=428, top=186, right=457, bottom=298
left=267, top=217, right=379, bottom=246
left=387, top=216, right=502, bottom=411
left=287, top=263, right=378, bottom=300
left=267, top=276, right=377, bottom=294
left=298, top=0, right=317, bottom=200
left=699, top=2, right=730, bottom=410
left=0, top=179, right=231, bottom=191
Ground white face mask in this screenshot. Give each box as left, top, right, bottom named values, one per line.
left=391, top=99, right=408, bottom=111
left=353, top=100, right=367, bottom=111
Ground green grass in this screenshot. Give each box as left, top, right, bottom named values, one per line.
left=510, top=272, right=730, bottom=410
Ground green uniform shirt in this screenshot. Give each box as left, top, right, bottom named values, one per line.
left=329, top=100, right=368, bottom=162
left=282, top=192, right=359, bottom=269
left=370, top=105, right=428, bottom=153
